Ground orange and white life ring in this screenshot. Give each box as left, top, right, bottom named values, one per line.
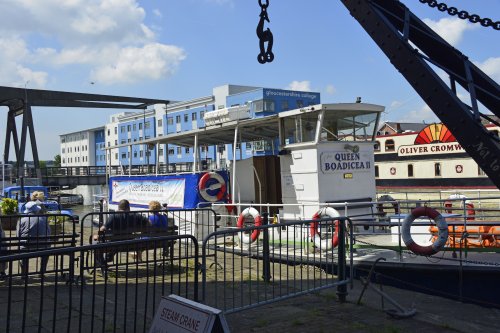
left=402, top=207, right=448, bottom=256
left=310, top=207, right=340, bottom=250
left=237, top=207, right=262, bottom=244
left=198, top=172, right=226, bottom=202
left=444, top=194, right=475, bottom=221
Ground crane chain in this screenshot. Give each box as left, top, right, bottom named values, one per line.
left=418, top=0, right=499, bottom=30
left=256, top=0, right=274, bottom=64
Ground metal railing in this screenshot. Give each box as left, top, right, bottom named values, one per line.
left=0, top=235, right=198, bottom=333
left=200, top=214, right=352, bottom=314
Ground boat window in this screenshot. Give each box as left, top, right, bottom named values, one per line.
left=374, top=141, right=380, bottom=152
left=375, top=166, right=379, bottom=178
left=434, top=163, right=441, bottom=176
left=282, top=111, right=319, bottom=145
left=478, top=166, right=486, bottom=176
left=408, top=164, right=414, bottom=177
left=385, top=140, right=395, bottom=151
left=320, top=111, right=378, bottom=142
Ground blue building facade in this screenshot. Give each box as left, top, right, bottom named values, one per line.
left=94, top=129, right=106, bottom=166
left=89, top=85, right=321, bottom=169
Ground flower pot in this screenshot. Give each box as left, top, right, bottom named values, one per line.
left=0, top=215, right=18, bottom=231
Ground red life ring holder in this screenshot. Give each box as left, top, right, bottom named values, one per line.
left=455, top=165, right=463, bottom=173
left=198, top=172, right=226, bottom=202
left=237, top=207, right=262, bottom=244
left=402, top=207, right=448, bottom=256
left=310, top=207, right=340, bottom=250
left=390, top=167, right=396, bottom=175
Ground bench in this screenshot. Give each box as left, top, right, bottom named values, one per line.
left=90, top=224, right=179, bottom=275
left=0, top=224, right=79, bottom=280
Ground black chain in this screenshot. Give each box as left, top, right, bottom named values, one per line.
left=419, top=0, right=500, bottom=30
left=256, top=0, right=274, bottom=64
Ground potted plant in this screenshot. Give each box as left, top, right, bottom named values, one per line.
left=47, top=214, right=65, bottom=237
left=0, top=198, right=18, bottom=230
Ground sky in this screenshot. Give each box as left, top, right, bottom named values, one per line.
left=0, top=0, right=498, bottom=160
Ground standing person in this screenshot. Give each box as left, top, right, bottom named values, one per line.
left=17, top=201, right=51, bottom=277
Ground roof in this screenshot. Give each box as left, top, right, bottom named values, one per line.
left=379, top=122, right=427, bottom=133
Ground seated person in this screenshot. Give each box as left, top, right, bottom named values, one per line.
left=134, top=200, right=169, bottom=261
left=17, top=201, right=51, bottom=276
left=94, top=199, right=149, bottom=264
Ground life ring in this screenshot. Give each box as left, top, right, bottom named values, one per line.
left=198, top=172, right=226, bottom=202
left=455, top=165, right=463, bottom=173
left=376, top=194, right=400, bottom=216
left=444, top=194, right=475, bottom=221
left=390, top=167, right=396, bottom=175
left=237, top=207, right=262, bottom=244
left=310, top=207, right=340, bottom=250
left=402, top=207, right=448, bottom=256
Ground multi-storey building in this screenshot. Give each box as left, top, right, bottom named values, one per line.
left=60, top=84, right=321, bottom=170
left=60, top=127, right=104, bottom=166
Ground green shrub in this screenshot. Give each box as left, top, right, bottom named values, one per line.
left=0, top=198, right=18, bottom=215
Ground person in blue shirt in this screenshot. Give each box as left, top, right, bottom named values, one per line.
left=148, top=201, right=168, bottom=228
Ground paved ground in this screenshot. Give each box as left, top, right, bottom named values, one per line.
left=225, top=279, right=500, bottom=333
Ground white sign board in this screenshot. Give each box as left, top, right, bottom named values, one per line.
left=149, top=295, right=229, bottom=333
left=111, top=178, right=186, bottom=208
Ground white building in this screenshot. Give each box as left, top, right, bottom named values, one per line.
left=60, top=127, right=104, bottom=167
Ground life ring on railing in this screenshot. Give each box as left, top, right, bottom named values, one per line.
left=198, top=172, right=226, bottom=202
left=237, top=207, right=262, bottom=244
left=376, top=195, right=400, bottom=216
left=310, top=207, right=340, bottom=250
left=444, top=194, right=475, bottom=221
left=402, top=207, right=448, bottom=256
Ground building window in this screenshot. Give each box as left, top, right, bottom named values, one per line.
left=408, top=164, right=414, bottom=177
left=296, top=100, right=304, bottom=108
left=434, top=163, right=441, bottom=176
left=121, top=126, right=125, bottom=133
left=127, top=125, right=131, bottom=132
left=145, top=121, right=151, bottom=129
left=114, top=127, right=117, bottom=134
left=281, top=100, right=289, bottom=111
left=217, top=144, right=225, bottom=153
left=246, top=143, right=252, bottom=150
left=176, top=115, right=181, bottom=123
left=121, top=153, right=126, bottom=159
left=107, top=129, right=110, bottom=135
left=177, top=147, right=182, bottom=155
left=374, top=141, right=380, bottom=152
left=139, top=123, right=143, bottom=130
left=115, top=153, right=118, bottom=159
left=184, top=114, right=189, bottom=122
left=167, top=117, right=173, bottom=125
left=127, top=139, right=131, bottom=143
left=253, top=99, right=275, bottom=113
left=158, top=119, right=163, bottom=127
left=159, top=148, right=163, bottom=155
left=385, top=140, right=395, bottom=152
left=236, top=143, right=241, bottom=150
left=185, top=147, right=190, bottom=154
left=375, top=165, right=379, bottom=178
left=115, top=140, right=118, bottom=145
left=134, top=151, right=137, bottom=158
left=168, top=149, right=174, bottom=155
left=192, top=113, right=197, bottom=121
left=200, top=111, right=205, bottom=119
left=140, top=151, right=143, bottom=157
left=62, top=148, right=65, bottom=153
left=121, top=140, right=125, bottom=144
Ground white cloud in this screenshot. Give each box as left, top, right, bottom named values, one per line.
left=325, top=84, right=336, bottom=95
left=398, top=104, right=439, bottom=124
left=475, top=57, right=500, bottom=83
left=286, top=80, right=311, bottom=91
left=153, top=9, right=162, bottom=18
left=422, top=18, right=477, bottom=46
left=91, top=43, right=186, bottom=84
left=0, top=0, right=186, bottom=86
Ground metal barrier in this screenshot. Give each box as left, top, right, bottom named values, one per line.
left=0, top=213, right=78, bottom=279
left=0, top=235, right=198, bottom=333
left=200, top=213, right=352, bottom=314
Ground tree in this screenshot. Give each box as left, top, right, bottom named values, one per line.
left=54, top=154, right=61, bottom=167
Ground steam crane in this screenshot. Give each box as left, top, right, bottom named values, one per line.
left=338, top=0, right=500, bottom=188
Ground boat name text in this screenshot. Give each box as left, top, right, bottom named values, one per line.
left=398, top=143, right=463, bottom=156
left=320, top=152, right=372, bottom=173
